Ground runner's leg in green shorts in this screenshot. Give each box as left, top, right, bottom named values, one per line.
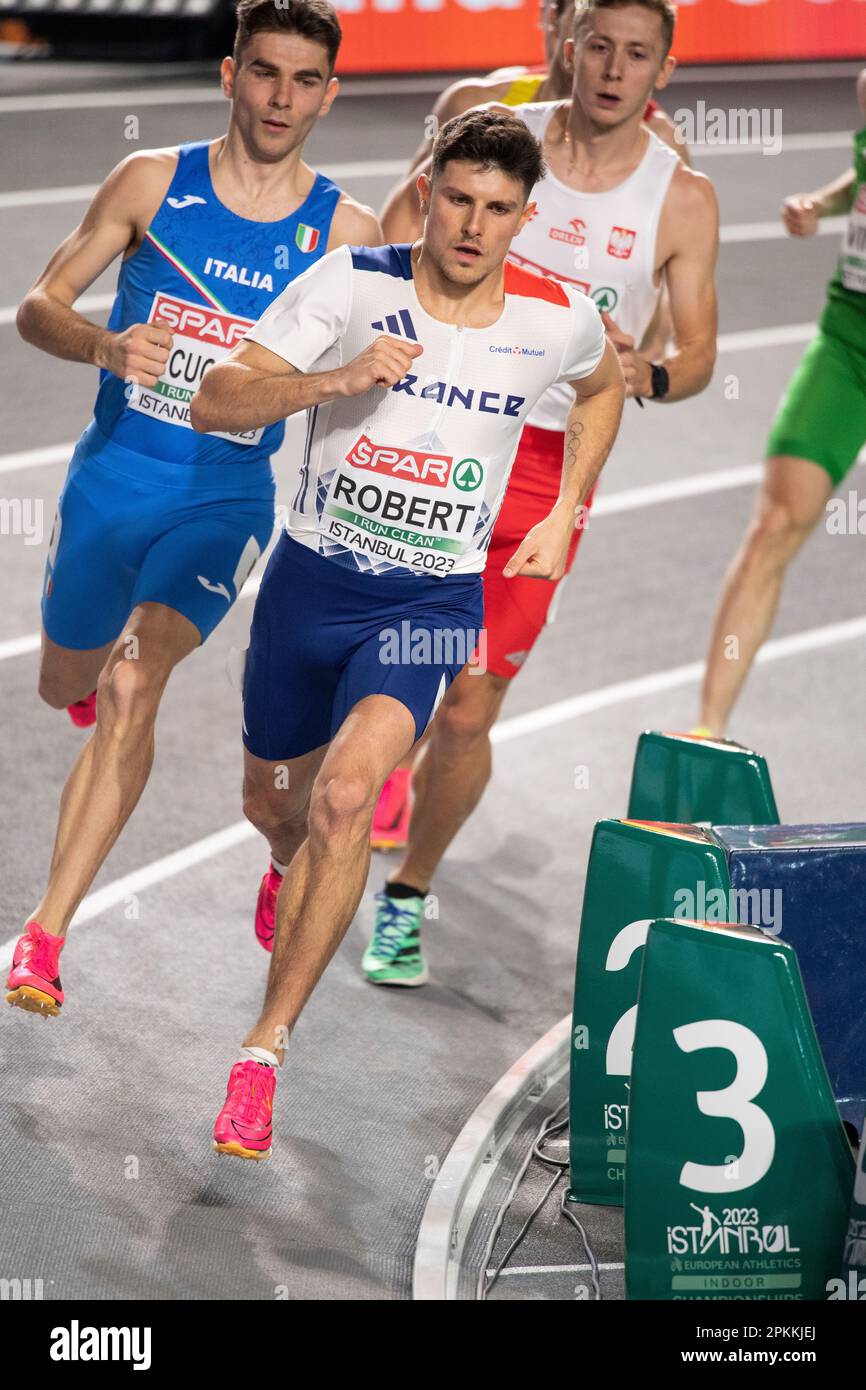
left=700, top=329, right=866, bottom=736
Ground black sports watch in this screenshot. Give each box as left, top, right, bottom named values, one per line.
left=650, top=362, right=670, bottom=401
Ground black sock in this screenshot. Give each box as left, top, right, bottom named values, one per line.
left=385, top=880, right=426, bottom=900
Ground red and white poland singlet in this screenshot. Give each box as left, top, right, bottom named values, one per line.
left=507, top=101, right=680, bottom=432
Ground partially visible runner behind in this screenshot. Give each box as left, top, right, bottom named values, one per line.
left=190, top=108, right=625, bottom=1158
left=372, top=0, right=690, bottom=856
left=698, top=67, right=866, bottom=737
left=359, top=0, right=719, bottom=987
left=6, top=0, right=381, bottom=1018
left=383, top=0, right=690, bottom=185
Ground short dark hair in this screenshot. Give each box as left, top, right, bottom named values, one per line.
left=431, top=109, right=546, bottom=201
left=574, top=0, right=676, bottom=57
left=233, top=0, right=342, bottom=73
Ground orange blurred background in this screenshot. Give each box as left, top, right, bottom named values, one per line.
left=336, top=0, right=866, bottom=74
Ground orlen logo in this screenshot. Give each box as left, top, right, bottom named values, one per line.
left=346, top=434, right=452, bottom=487
left=151, top=293, right=251, bottom=349
left=550, top=217, right=587, bottom=247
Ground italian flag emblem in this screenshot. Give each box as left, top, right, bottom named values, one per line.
left=296, top=224, right=321, bottom=254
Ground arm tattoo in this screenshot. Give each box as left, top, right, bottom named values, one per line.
left=565, top=420, right=584, bottom=470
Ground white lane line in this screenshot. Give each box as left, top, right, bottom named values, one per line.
left=0, top=62, right=858, bottom=114
left=0, top=461, right=762, bottom=657
left=0, top=634, right=41, bottom=662
left=238, top=462, right=770, bottom=603
left=0, top=310, right=819, bottom=358
left=486, top=1263, right=625, bottom=1276
left=493, top=614, right=866, bottom=746
left=696, top=131, right=852, bottom=158
left=0, top=292, right=112, bottom=328
left=0, top=458, right=766, bottom=634
left=670, top=62, right=862, bottom=84
left=0, top=164, right=852, bottom=217
left=0, top=444, right=72, bottom=476
left=2, top=448, right=863, bottom=653
left=721, top=217, right=844, bottom=244
left=0, top=81, right=445, bottom=114
left=592, top=464, right=762, bottom=517
left=70, top=821, right=257, bottom=929
left=0, top=161, right=406, bottom=210
left=716, top=321, right=814, bottom=352
left=0, top=824, right=253, bottom=975
left=0, top=318, right=821, bottom=483
left=0, top=183, right=100, bottom=209
left=2, top=609, right=863, bottom=967
left=243, top=450, right=864, bottom=598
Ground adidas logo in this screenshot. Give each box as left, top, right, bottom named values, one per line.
left=371, top=309, right=417, bottom=340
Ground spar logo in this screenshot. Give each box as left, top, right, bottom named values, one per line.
left=347, top=435, right=453, bottom=487
left=591, top=286, right=619, bottom=313
left=608, top=227, right=637, bottom=259
left=453, top=458, right=483, bottom=491
left=550, top=217, right=587, bottom=247
left=150, top=293, right=252, bottom=348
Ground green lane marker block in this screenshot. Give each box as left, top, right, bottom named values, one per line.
left=568, top=819, right=731, bottom=1207
left=625, top=918, right=853, bottom=1301
left=627, top=731, right=780, bottom=826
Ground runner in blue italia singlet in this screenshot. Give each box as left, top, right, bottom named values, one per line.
left=6, top=7, right=385, bottom=1034
left=43, top=141, right=342, bottom=649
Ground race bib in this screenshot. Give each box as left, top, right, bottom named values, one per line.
left=127, top=292, right=264, bottom=446
left=842, top=183, right=866, bottom=294
left=321, top=434, right=488, bottom=575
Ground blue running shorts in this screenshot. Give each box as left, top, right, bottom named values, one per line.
left=242, top=532, right=485, bottom=761
left=42, top=424, right=276, bottom=649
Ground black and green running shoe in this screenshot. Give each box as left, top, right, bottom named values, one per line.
left=362, top=891, right=428, bottom=987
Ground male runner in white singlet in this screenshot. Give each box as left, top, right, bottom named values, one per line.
left=385, top=0, right=688, bottom=184
left=362, top=0, right=719, bottom=986
left=190, top=108, right=626, bottom=1158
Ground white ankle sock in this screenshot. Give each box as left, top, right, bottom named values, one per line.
left=270, top=856, right=288, bottom=877
left=239, top=1045, right=279, bottom=1068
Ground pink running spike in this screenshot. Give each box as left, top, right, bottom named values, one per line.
left=370, top=767, right=413, bottom=851
left=254, top=866, right=283, bottom=953
left=213, top=1060, right=276, bottom=1160
left=67, top=690, right=97, bottom=728
left=6, top=922, right=65, bottom=1016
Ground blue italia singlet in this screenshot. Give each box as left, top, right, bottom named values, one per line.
left=44, top=141, right=343, bottom=650
left=92, top=140, right=342, bottom=477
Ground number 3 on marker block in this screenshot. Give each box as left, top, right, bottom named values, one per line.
left=674, top=1020, right=775, bottom=1195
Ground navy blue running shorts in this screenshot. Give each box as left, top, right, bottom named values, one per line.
left=242, top=532, right=485, bottom=761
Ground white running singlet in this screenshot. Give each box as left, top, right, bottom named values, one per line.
left=245, top=243, right=605, bottom=577
left=507, top=101, right=679, bottom=432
